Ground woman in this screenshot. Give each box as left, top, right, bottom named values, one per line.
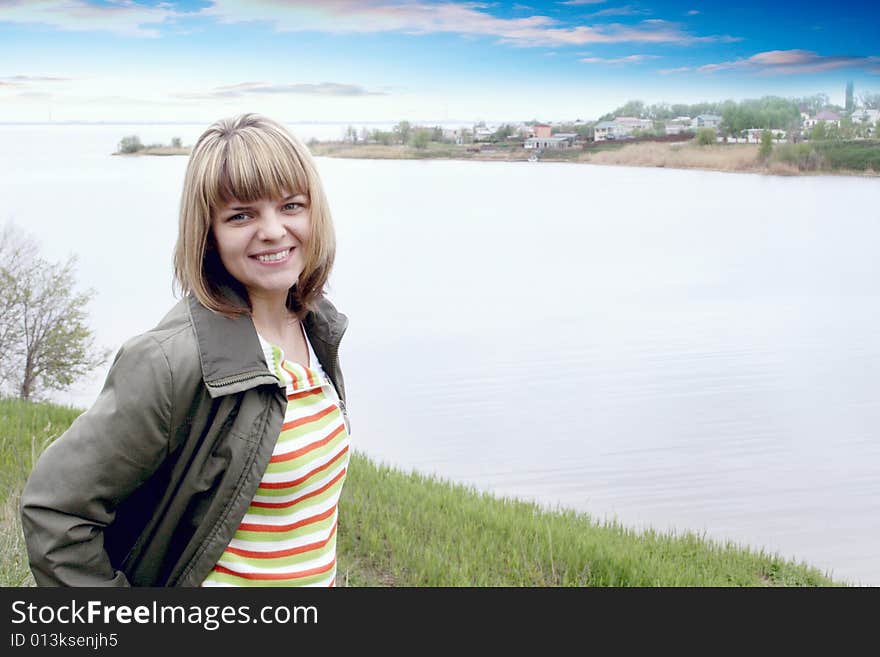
left=21, top=113, right=351, bottom=587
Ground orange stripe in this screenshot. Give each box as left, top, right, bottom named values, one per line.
left=259, top=445, right=350, bottom=490
left=271, top=423, right=345, bottom=463
left=251, top=468, right=346, bottom=508
left=280, top=404, right=337, bottom=432
left=225, top=522, right=337, bottom=559
left=239, top=505, right=336, bottom=533
left=212, top=557, right=336, bottom=581
left=281, top=360, right=317, bottom=390
left=288, top=387, right=323, bottom=402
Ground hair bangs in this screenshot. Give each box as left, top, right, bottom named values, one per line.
left=207, top=130, right=311, bottom=210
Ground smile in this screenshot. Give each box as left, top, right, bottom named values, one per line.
left=251, top=248, right=292, bottom=263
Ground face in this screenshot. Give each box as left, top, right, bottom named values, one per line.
left=210, top=191, right=311, bottom=303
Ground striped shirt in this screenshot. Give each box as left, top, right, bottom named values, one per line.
left=201, top=329, right=350, bottom=587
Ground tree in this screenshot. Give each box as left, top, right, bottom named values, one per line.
left=858, top=92, right=880, bottom=110
left=0, top=225, right=37, bottom=389
left=170, top=136, right=182, bottom=148
left=810, top=122, right=827, bottom=141
left=392, top=120, right=411, bottom=145
left=695, top=128, right=716, bottom=145
left=492, top=123, right=515, bottom=141
left=845, top=81, right=854, bottom=114
left=118, top=135, right=143, bottom=154
left=409, top=128, right=432, bottom=149
left=0, top=224, right=108, bottom=401
left=371, top=129, right=393, bottom=146
left=759, top=130, right=773, bottom=160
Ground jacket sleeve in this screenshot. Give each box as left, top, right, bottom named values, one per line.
left=20, top=333, right=173, bottom=586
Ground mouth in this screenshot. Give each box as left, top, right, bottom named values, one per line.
left=249, top=247, right=293, bottom=264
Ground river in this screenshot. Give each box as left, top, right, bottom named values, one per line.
left=1, top=123, right=879, bottom=585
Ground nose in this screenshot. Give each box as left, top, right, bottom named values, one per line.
left=257, top=209, right=286, bottom=241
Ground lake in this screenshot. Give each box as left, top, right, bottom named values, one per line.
left=1, top=123, right=879, bottom=586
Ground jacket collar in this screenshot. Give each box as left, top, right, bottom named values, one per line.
left=186, top=289, right=348, bottom=398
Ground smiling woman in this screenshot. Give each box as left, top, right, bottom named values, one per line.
left=21, top=114, right=352, bottom=587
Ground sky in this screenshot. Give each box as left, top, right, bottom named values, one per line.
left=1, top=0, right=878, bottom=123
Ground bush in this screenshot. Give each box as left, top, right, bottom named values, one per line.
left=759, top=130, right=774, bottom=160
left=171, top=137, right=182, bottom=148
left=117, top=135, right=143, bottom=154
left=695, top=128, right=716, bottom=146
left=814, top=140, right=880, bottom=170
left=409, top=128, right=432, bottom=149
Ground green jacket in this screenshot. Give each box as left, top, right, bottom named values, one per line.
left=20, top=293, right=349, bottom=587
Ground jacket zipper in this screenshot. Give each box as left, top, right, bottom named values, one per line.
left=207, top=371, right=276, bottom=389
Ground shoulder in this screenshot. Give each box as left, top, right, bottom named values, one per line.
left=305, top=294, right=349, bottom=343
left=112, top=298, right=202, bottom=397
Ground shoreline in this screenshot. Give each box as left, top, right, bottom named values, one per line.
left=308, top=140, right=879, bottom=178
left=112, top=146, right=190, bottom=157
left=110, top=141, right=879, bottom=178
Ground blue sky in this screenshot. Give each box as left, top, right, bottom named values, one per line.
left=1, top=0, right=878, bottom=123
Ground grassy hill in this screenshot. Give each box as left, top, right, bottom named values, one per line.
left=1, top=398, right=842, bottom=587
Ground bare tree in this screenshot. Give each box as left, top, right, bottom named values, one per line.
left=0, top=224, right=38, bottom=388
left=0, top=223, right=108, bottom=401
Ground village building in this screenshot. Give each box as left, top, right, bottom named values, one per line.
left=533, top=124, right=552, bottom=138
left=665, top=116, right=693, bottom=135
left=850, top=108, right=880, bottom=127
left=691, top=114, right=722, bottom=131
left=524, top=135, right=574, bottom=150
left=803, top=110, right=841, bottom=129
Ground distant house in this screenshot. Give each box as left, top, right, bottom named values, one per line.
left=803, top=110, right=841, bottom=129
left=524, top=136, right=572, bottom=150
left=692, top=114, right=722, bottom=130
left=850, top=109, right=880, bottom=126
left=613, top=116, right=653, bottom=132
left=593, top=120, right=620, bottom=141
left=744, top=128, right=786, bottom=143
left=593, top=116, right=652, bottom=141
left=473, top=126, right=495, bottom=142
left=665, top=116, right=693, bottom=135
left=533, top=124, right=552, bottom=138
left=551, top=132, right=579, bottom=143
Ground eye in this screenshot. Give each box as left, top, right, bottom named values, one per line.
left=283, top=201, right=305, bottom=212
left=227, top=212, right=250, bottom=223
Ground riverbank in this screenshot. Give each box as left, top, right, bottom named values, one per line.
left=309, top=139, right=880, bottom=177
left=112, top=146, right=190, bottom=156
left=1, top=397, right=843, bottom=586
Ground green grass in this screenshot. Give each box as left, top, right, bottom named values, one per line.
left=0, top=397, right=82, bottom=586
left=773, top=140, right=880, bottom=172
left=1, top=398, right=844, bottom=587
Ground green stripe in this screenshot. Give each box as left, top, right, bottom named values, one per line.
left=203, top=567, right=334, bottom=587
left=245, top=477, right=346, bottom=516
left=257, top=453, right=349, bottom=497
left=232, top=514, right=336, bottom=543
left=215, top=536, right=337, bottom=568
left=276, top=407, right=342, bottom=444
left=264, top=432, right=347, bottom=474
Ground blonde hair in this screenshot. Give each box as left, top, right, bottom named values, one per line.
left=173, top=113, right=335, bottom=316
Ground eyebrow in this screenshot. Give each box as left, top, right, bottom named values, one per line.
left=225, top=193, right=306, bottom=212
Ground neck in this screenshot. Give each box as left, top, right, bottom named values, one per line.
left=248, top=290, right=297, bottom=336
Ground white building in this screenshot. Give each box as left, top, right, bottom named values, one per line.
left=691, top=114, right=722, bottom=130
left=524, top=136, right=574, bottom=150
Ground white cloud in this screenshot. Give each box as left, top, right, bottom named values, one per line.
left=586, top=6, right=649, bottom=18
left=579, top=54, right=659, bottom=64
left=173, top=81, right=387, bottom=100
left=0, top=0, right=183, bottom=37
left=697, top=50, right=880, bottom=75
left=199, top=1, right=736, bottom=47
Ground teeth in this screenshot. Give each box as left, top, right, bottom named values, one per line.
left=257, top=249, right=289, bottom=262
